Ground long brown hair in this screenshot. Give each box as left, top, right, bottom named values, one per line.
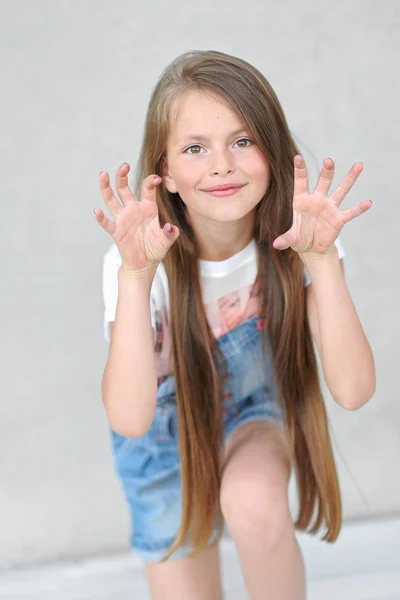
left=136, top=50, right=341, bottom=559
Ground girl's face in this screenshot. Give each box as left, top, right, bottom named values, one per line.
left=164, top=91, right=270, bottom=227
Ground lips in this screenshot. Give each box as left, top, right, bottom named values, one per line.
left=202, top=184, right=245, bottom=192
left=201, top=183, right=246, bottom=197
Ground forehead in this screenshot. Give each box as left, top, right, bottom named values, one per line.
left=169, top=90, right=244, bottom=141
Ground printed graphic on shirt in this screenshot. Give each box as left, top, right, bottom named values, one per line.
left=154, top=279, right=262, bottom=383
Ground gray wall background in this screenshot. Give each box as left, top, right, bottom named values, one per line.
left=1, top=0, right=398, bottom=570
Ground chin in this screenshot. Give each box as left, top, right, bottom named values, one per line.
left=207, top=203, right=258, bottom=223
left=213, top=212, right=251, bottom=223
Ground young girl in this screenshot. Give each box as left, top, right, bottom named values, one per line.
left=95, top=50, right=375, bottom=600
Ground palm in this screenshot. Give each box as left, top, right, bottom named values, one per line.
left=113, top=199, right=166, bottom=270
left=95, top=165, right=179, bottom=271
left=273, top=156, right=372, bottom=254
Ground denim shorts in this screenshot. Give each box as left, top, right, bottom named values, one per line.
left=110, top=316, right=283, bottom=562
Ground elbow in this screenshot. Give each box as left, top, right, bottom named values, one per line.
left=107, top=415, right=153, bottom=439
left=105, top=403, right=155, bottom=438
left=102, top=382, right=156, bottom=439
left=332, top=378, right=376, bottom=411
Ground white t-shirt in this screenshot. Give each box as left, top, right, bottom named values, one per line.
left=103, top=238, right=344, bottom=379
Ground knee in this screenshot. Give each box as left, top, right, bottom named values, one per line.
left=220, top=462, right=293, bottom=549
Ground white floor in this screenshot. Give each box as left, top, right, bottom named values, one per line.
left=1, top=519, right=399, bottom=600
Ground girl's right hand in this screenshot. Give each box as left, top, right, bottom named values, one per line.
left=94, top=163, right=179, bottom=275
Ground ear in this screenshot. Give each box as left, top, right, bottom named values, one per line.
left=161, top=157, right=178, bottom=194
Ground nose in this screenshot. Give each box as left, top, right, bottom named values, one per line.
left=209, top=148, right=235, bottom=176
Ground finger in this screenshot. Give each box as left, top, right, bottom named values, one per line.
left=272, top=231, right=295, bottom=251
left=141, top=174, right=163, bottom=203
left=330, top=162, right=364, bottom=207
left=293, top=155, right=309, bottom=197
left=99, top=171, right=124, bottom=218
left=115, top=162, right=137, bottom=206
left=341, top=200, right=372, bottom=223
left=93, top=208, right=116, bottom=236
left=314, top=158, right=335, bottom=197
left=161, top=222, right=180, bottom=250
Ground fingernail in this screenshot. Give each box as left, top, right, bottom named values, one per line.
left=120, top=162, right=130, bottom=170
left=154, top=175, right=162, bottom=183
left=167, top=224, right=174, bottom=234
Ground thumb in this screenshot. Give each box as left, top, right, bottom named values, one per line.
left=161, top=223, right=180, bottom=250
left=272, top=233, right=292, bottom=251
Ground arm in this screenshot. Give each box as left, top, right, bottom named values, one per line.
left=303, top=247, right=376, bottom=410
left=96, top=167, right=179, bottom=438
left=272, top=155, right=375, bottom=409
left=102, top=267, right=158, bottom=438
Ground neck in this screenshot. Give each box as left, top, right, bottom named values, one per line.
left=189, top=210, right=255, bottom=262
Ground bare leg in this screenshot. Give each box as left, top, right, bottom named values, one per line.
left=220, top=421, right=306, bottom=600
left=146, top=544, right=223, bottom=600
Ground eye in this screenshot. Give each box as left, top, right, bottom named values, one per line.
left=184, top=145, right=205, bottom=155
left=234, top=138, right=252, bottom=148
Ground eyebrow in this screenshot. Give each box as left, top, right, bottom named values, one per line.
left=175, top=128, right=250, bottom=146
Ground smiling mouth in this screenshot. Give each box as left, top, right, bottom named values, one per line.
left=201, top=184, right=246, bottom=197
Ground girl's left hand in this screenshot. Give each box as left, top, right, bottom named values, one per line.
left=272, top=156, right=372, bottom=254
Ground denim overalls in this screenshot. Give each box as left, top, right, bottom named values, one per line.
left=110, top=315, right=282, bottom=561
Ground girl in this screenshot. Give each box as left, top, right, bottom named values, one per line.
left=95, top=50, right=375, bottom=600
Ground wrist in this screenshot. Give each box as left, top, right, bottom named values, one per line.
left=118, top=263, right=157, bottom=288
left=299, top=244, right=338, bottom=268
left=299, top=246, right=343, bottom=286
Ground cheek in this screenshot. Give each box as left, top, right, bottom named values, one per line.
left=171, top=159, right=204, bottom=189
left=245, top=157, right=270, bottom=189
left=238, top=148, right=268, bottom=177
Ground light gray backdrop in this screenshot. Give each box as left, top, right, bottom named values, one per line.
left=1, top=0, right=398, bottom=570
